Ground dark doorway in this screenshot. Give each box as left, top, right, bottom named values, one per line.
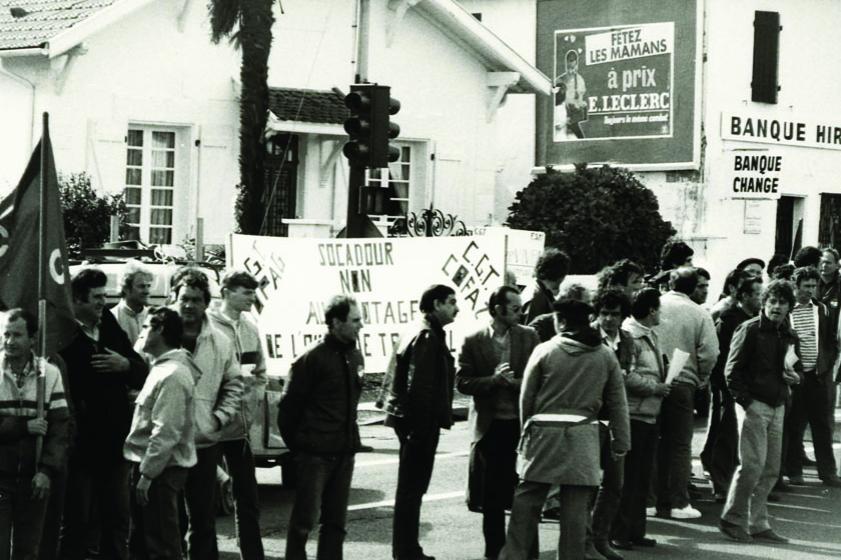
left=263, top=134, right=299, bottom=237
left=775, top=195, right=806, bottom=259
left=819, top=194, right=841, bottom=249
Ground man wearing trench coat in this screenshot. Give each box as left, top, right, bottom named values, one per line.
left=457, top=286, right=541, bottom=560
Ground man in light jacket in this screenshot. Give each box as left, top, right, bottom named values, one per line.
left=652, top=267, right=719, bottom=519
left=170, top=268, right=243, bottom=560
left=499, top=298, right=629, bottom=560
left=613, top=289, right=670, bottom=550
left=207, top=270, right=267, bottom=560
left=125, top=307, right=199, bottom=560
left=457, top=285, right=540, bottom=560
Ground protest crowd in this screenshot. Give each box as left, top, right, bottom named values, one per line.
left=0, top=239, right=840, bottom=560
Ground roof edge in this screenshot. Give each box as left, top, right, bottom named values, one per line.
left=415, top=0, right=551, bottom=96
left=47, top=0, right=158, bottom=58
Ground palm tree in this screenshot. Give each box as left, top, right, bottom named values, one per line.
left=208, top=0, right=275, bottom=235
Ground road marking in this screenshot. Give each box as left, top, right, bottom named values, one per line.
left=768, top=502, right=831, bottom=513
left=356, top=450, right=469, bottom=468
left=348, top=490, right=464, bottom=511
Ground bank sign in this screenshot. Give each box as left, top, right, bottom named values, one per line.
left=726, top=150, right=783, bottom=200
left=721, top=112, right=841, bottom=151
left=536, top=0, right=701, bottom=170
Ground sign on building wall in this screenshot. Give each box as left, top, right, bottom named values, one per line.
left=228, top=234, right=506, bottom=374
left=726, top=150, right=783, bottom=200
left=535, top=0, right=701, bottom=170
left=721, top=112, right=841, bottom=151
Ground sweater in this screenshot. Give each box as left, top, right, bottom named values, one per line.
left=123, top=349, right=199, bottom=478
left=0, top=352, right=70, bottom=479
left=653, top=291, right=719, bottom=388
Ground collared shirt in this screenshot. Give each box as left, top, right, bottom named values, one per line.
left=76, top=319, right=100, bottom=342
left=111, top=300, right=148, bottom=345
left=488, top=323, right=511, bottom=364
left=790, top=300, right=819, bottom=372
left=600, top=327, right=621, bottom=353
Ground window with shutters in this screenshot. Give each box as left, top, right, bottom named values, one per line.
left=124, top=128, right=177, bottom=244
left=751, top=11, right=780, bottom=104
left=365, top=143, right=412, bottom=218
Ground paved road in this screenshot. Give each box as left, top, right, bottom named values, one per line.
left=217, top=412, right=841, bottom=560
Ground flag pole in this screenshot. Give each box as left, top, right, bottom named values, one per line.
left=36, top=112, right=49, bottom=463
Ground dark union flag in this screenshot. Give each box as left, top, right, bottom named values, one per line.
left=0, top=131, right=76, bottom=354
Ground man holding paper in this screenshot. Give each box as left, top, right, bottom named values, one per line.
left=652, top=268, right=719, bottom=520
left=719, top=280, right=801, bottom=544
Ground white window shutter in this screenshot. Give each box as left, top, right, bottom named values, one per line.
left=86, top=119, right=127, bottom=195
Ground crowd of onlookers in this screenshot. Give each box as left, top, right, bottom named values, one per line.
left=1, top=264, right=265, bottom=560
left=1, top=239, right=839, bottom=560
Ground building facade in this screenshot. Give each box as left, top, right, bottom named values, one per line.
left=0, top=0, right=549, bottom=247
left=466, top=0, right=841, bottom=295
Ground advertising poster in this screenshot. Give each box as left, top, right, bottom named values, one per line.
left=536, top=0, right=701, bottom=169
left=228, top=234, right=506, bottom=375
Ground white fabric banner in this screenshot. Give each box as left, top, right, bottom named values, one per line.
left=228, top=234, right=508, bottom=375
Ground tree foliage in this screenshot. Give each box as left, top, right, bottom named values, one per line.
left=58, top=172, right=128, bottom=255
left=506, top=164, right=675, bottom=274
left=208, top=0, right=274, bottom=235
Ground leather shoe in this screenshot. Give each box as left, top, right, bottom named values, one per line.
left=821, top=476, right=841, bottom=488
left=631, top=537, right=657, bottom=547
left=594, top=540, right=623, bottom=560
left=774, top=479, right=791, bottom=492
left=610, top=539, right=634, bottom=551
left=719, top=520, right=753, bottom=543
left=788, top=475, right=805, bottom=485
left=752, top=529, right=789, bottom=544
left=767, top=492, right=781, bottom=502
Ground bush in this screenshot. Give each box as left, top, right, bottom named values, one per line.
left=506, top=164, right=675, bottom=274
left=58, top=172, right=128, bottom=255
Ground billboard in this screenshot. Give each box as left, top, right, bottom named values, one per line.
left=536, top=0, right=701, bottom=170
left=227, top=234, right=507, bottom=375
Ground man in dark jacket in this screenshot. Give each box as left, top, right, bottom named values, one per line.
left=60, top=268, right=148, bottom=560
left=278, top=295, right=364, bottom=560
left=522, top=249, right=569, bottom=324
left=702, top=275, right=762, bottom=500
left=457, top=286, right=540, bottom=560
left=382, top=284, right=458, bottom=560
left=720, top=280, right=801, bottom=544
left=589, top=289, right=634, bottom=560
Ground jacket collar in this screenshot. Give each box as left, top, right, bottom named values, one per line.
left=758, top=312, right=795, bottom=336
left=324, top=332, right=357, bottom=351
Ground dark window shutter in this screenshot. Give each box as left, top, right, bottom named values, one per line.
left=752, top=11, right=780, bottom=104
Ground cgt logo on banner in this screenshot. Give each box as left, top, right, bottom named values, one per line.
left=228, top=234, right=507, bottom=375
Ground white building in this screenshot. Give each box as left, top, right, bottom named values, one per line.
left=0, top=0, right=550, bottom=247
left=464, top=0, right=841, bottom=294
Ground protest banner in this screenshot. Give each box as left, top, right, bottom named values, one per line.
left=472, top=226, right=545, bottom=285
left=228, top=234, right=507, bottom=374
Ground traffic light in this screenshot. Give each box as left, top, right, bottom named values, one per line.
left=343, top=84, right=401, bottom=168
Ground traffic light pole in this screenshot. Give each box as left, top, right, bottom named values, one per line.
left=346, top=163, right=366, bottom=238
left=345, top=0, right=369, bottom=238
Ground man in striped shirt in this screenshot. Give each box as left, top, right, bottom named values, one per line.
left=783, top=267, right=841, bottom=487
left=0, top=308, right=70, bottom=557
